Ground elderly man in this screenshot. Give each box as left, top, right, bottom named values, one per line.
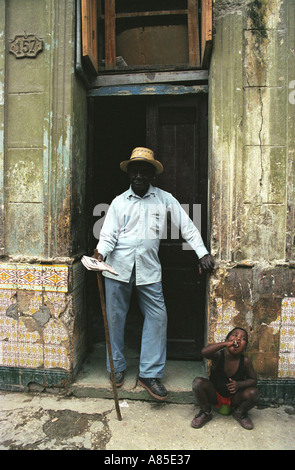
left=94, top=147, right=214, bottom=400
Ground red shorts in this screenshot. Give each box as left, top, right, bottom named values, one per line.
left=215, top=391, right=232, bottom=408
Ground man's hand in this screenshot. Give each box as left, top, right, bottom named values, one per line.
left=93, top=249, right=103, bottom=262
left=198, top=254, right=214, bottom=274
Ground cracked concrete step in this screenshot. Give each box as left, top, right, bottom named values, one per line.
left=71, top=343, right=206, bottom=404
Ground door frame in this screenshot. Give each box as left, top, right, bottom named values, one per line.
left=86, top=85, right=211, bottom=358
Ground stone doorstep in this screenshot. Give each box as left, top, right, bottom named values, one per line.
left=70, top=344, right=203, bottom=404
left=70, top=383, right=197, bottom=404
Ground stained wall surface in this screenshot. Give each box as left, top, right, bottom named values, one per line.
left=0, top=0, right=88, bottom=389
left=0, top=0, right=294, bottom=397
left=208, top=0, right=295, bottom=384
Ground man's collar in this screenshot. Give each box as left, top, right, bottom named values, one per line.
left=127, top=185, right=156, bottom=199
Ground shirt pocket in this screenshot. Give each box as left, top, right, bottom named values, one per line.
left=148, top=212, right=165, bottom=239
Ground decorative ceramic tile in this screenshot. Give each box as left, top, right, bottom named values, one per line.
left=0, top=263, right=68, bottom=293
left=44, top=319, right=68, bottom=345
left=213, top=297, right=238, bottom=343
left=278, top=352, right=295, bottom=378
left=18, top=343, right=43, bottom=368
left=282, top=298, right=295, bottom=311
left=0, top=329, right=71, bottom=370
left=0, top=264, right=17, bottom=289
left=280, top=326, right=295, bottom=349
left=42, top=319, right=70, bottom=371
left=0, top=290, right=17, bottom=316
left=278, top=297, right=295, bottom=378
left=43, top=292, right=67, bottom=318
left=0, top=342, right=19, bottom=367
left=0, top=262, right=73, bottom=372
left=17, top=265, right=43, bottom=291
left=0, top=316, right=18, bottom=342
left=282, top=310, right=295, bottom=325
left=28, top=292, right=43, bottom=316
left=44, top=345, right=70, bottom=370
left=18, top=319, right=41, bottom=344
left=42, top=265, right=68, bottom=292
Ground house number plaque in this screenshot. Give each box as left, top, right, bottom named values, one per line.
left=9, top=34, right=43, bottom=58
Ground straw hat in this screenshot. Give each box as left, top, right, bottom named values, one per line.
left=120, top=147, right=163, bottom=175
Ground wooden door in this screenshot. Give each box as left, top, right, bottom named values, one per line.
left=87, top=95, right=208, bottom=360
left=147, top=95, right=208, bottom=360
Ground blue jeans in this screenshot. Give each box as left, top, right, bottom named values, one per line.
left=104, top=269, right=167, bottom=378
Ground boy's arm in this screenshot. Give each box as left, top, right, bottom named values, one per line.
left=201, top=340, right=234, bottom=360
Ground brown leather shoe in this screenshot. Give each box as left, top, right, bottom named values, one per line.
left=138, top=377, right=168, bottom=400
left=191, top=410, right=212, bottom=428
left=233, top=410, right=254, bottom=430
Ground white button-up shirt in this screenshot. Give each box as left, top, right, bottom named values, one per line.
left=96, top=185, right=209, bottom=285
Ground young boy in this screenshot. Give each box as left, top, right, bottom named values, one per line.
left=191, top=327, right=259, bottom=430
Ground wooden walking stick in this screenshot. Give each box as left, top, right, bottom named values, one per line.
left=96, top=271, right=122, bottom=421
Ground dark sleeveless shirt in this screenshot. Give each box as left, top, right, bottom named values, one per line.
left=210, top=349, right=246, bottom=398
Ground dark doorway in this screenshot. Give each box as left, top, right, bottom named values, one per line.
left=86, top=94, right=208, bottom=360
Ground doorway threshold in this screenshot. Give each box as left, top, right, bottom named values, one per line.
left=71, top=342, right=206, bottom=404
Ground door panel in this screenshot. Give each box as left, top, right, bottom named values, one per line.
left=147, top=96, right=208, bottom=359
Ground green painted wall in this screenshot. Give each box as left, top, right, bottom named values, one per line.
left=0, top=0, right=88, bottom=389
left=2, top=0, right=87, bottom=259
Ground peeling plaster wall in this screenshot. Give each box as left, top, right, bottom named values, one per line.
left=0, top=0, right=294, bottom=394
left=0, top=0, right=88, bottom=390
left=3, top=0, right=87, bottom=259
left=208, top=0, right=295, bottom=381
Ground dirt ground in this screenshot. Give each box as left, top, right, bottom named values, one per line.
left=0, top=390, right=294, bottom=452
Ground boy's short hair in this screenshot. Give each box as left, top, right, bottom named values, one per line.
left=226, top=327, right=248, bottom=345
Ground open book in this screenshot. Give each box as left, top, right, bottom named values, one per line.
left=81, top=256, right=119, bottom=276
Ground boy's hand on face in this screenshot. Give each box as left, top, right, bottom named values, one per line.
left=224, top=339, right=235, bottom=349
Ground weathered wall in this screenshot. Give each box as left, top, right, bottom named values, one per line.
left=208, top=0, right=295, bottom=384
left=0, top=0, right=294, bottom=396
left=0, top=0, right=88, bottom=390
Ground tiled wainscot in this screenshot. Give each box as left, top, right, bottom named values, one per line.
left=0, top=261, right=85, bottom=391
left=213, top=296, right=295, bottom=379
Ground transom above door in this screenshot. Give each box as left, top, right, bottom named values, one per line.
left=78, top=0, right=212, bottom=83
